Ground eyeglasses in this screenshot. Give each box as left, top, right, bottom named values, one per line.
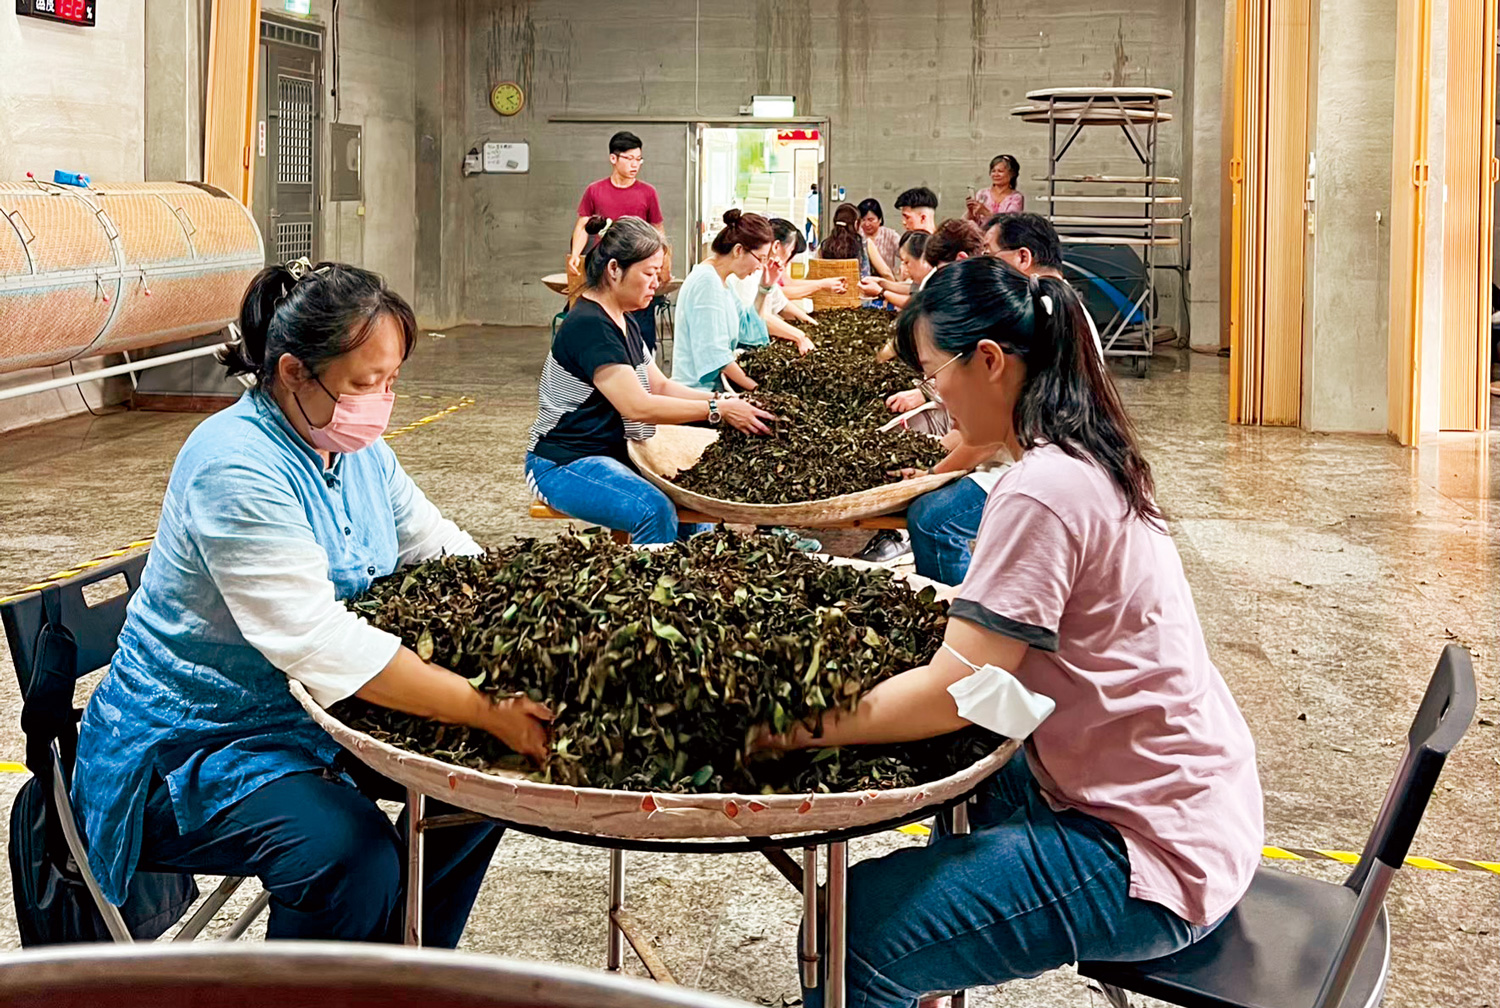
left=615, top=154, right=644, bottom=164
left=916, top=353, right=962, bottom=399
left=744, top=247, right=768, bottom=266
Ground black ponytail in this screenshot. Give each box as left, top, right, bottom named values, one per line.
left=894, top=256, right=1162, bottom=527
left=219, top=261, right=417, bottom=388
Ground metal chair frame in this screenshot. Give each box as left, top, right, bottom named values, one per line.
left=1, top=552, right=269, bottom=943
left=1082, top=644, right=1476, bottom=1008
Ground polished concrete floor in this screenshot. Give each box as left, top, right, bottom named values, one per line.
left=0, top=327, right=1495, bottom=1006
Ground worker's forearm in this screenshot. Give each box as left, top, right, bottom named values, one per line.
left=655, top=378, right=713, bottom=401
left=620, top=394, right=715, bottom=425
left=722, top=361, right=754, bottom=389
left=356, top=646, right=492, bottom=728
left=569, top=218, right=589, bottom=257
left=801, top=665, right=967, bottom=747
left=765, top=314, right=803, bottom=342
left=930, top=441, right=998, bottom=474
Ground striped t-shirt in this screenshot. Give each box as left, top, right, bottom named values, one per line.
left=527, top=297, right=654, bottom=466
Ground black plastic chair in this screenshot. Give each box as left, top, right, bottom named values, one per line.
left=1, top=552, right=269, bottom=943
left=1078, top=644, right=1477, bottom=1008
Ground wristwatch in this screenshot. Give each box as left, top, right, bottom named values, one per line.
left=707, top=395, right=723, bottom=424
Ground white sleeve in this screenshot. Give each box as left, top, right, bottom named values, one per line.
left=383, top=446, right=483, bottom=565
left=186, top=462, right=401, bottom=708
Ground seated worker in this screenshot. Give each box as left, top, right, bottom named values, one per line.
left=528, top=216, right=773, bottom=543
left=71, top=261, right=554, bottom=944
left=672, top=209, right=785, bottom=392
left=894, top=186, right=939, bottom=234
left=859, top=219, right=987, bottom=567
left=726, top=217, right=848, bottom=355
left=985, top=212, right=1105, bottom=360
left=869, top=218, right=984, bottom=336
left=858, top=198, right=902, bottom=279
left=873, top=216, right=1111, bottom=576
left=818, top=203, right=895, bottom=282
left=760, top=257, right=1263, bottom=1008
left=966, top=153, right=1024, bottom=223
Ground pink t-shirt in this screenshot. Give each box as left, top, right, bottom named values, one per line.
left=577, top=177, right=664, bottom=226
left=952, top=444, right=1263, bottom=926
left=971, top=188, right=1025, bottom=222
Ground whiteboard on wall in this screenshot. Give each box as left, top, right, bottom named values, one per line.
left=482, top=142, right=529, bottom=173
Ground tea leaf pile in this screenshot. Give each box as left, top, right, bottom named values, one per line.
left=674, top=309, right=946, bottom=503
left=333, top=530, right=998, bottom=794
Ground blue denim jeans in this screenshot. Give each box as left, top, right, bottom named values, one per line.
left=803, top=753, right=1218, bottom=1008
left=906, top=476, right=989, bottom=585
left=525, top=453, right=709, bottom=545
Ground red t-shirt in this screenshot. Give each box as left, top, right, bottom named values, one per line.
left=577, top=177, right=664, bottom=225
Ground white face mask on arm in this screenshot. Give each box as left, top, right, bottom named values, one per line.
left=943, top=643, right=1056, bottom=740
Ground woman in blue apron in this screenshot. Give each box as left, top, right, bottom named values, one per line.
left=71, top=261, right=552, bottom=944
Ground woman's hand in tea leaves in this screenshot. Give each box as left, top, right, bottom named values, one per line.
left=482, top=695, right=554, bottom=763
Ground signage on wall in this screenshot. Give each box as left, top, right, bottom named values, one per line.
left=283, top=0, right=311, bottom=14
left=15, top=0, right=96, bottom=26
left=482, top=142, right=529, bottom=173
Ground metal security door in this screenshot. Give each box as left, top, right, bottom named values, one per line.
left=258, top=17, right=322, bottom=266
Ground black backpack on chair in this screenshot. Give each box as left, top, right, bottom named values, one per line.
left=3, top=557, right=198, bottom=945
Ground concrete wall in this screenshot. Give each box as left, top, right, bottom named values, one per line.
left=1300, top=0, right=1397, bottom=432
left=265, top=0, right=423, bottom=302
left=454, top=0, right=1191, bottom=326
left=0, top=3, right=146, bottom=433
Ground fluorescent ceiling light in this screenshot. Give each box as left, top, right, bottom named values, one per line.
left=751, top=95, right=796, bottom=118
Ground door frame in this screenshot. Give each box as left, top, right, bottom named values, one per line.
left=1226, top=0, right=1312, bottom=426
left=254, top=13, right=324, bottom=267
left=687, top=119, right=831, bottom=268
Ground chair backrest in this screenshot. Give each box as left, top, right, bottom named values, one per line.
left=1, top=552, right=149, bottom=698
left=1346, top=643, right=1477, bottom=890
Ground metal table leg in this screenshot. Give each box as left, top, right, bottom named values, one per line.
left=405, top=788, right=426, bottom=946
left=800, top=846, right=820, bottom=989
left=607, top=849, right=626, bottom=971
left=949, top=802, right=970, bottom=1008
left=826, top=841, right=849, bottom=1008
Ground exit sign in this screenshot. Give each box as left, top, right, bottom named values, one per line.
left=16, top=0, right=96, bottom=26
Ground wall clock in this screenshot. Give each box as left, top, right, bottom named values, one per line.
left=490, top=81, right=524, bottom=117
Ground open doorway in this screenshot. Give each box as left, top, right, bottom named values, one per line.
left=693, top=125, right=825, bottom=263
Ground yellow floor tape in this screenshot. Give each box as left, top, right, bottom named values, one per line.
left=896, top=822, right=1499, bottom=876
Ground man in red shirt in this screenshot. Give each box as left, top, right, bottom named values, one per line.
left=566, top=131, right=671, bottom=347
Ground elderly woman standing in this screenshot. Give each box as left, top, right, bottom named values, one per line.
left=765, top=257, right=1263, bottom=1007
left=71, top=262, right=554, bottom=944
left=966, top=154, right=1024, bottom=223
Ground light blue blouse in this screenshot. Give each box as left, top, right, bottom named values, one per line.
left=72, top=389, right=473, bottom=905
left=670, top=262, right=768, bottom=390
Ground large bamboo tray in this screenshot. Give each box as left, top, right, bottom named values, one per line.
left=291, top=558, right=1015, bottom=842
left=626, top=424, right=964, bottom=526
left=805, top=258, right=862, bottom=310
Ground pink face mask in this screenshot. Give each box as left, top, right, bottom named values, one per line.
left=293, top=375, right=394, bottom=454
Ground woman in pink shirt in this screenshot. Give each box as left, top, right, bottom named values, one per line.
left=966, top=153, right=1025, bottom=224
left=762, top=256, right=1263, bottom=1008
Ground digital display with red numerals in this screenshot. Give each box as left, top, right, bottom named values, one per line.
left=15, top=0, right=97, bottom=26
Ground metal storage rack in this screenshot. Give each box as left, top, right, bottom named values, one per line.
left=1011, top=87, right=1180, bottom=378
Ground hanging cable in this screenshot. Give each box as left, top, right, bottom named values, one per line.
left=331, top=0, right=341, bottom=122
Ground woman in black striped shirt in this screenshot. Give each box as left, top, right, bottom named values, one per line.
left=524, top=216, right=773, bottom=543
